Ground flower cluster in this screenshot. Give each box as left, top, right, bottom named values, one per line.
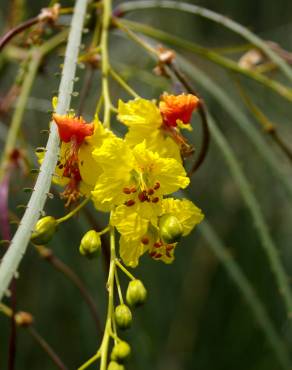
left=47, top=93, right=204, bottom=267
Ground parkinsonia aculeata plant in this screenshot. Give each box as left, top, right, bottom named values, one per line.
left=1, top=0, right=292, bottom=369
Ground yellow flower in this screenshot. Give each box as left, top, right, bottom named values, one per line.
left=111, top=198, right=204, bottom=267
left=38, top=116, right=113, bottom=205
left=118, top=96, right=198, bottom=161
left=118, top=98, right=182, bottom=161
left=91, top=137, right=190, bottom=216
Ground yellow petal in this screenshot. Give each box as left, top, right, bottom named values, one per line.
left=132, top=142, right=189, bottom=195
left=111, top=205, right=149, bottom=239
left=118, top=98, right=162, bottom=130
left=162, top=198, right=204, bottom=235
left=119, top=235, right=149, bottom=268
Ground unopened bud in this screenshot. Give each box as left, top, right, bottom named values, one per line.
left=31, top=216, right=57, bottom=245
left=107, top=361, right=125, bottom=370
left=126, top=279, right=147, bottom=307
left=111, top=341, right=131, bottom=362
left=115, top=304, right=132, bottom=329
left=159, top=214, right=183, bottom=244
left=79, top=230, right=101, bottom=258
left=14, top=311, right=34, bottom=326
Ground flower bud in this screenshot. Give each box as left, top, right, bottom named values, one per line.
left=107, top=361, right=125, bottom=370
left=14, top=311, right=34, bottom=327
left=79, top=230, right=101, bottom=258
left=115, top=304, right=132, bottom=329
left=31, top=216, right=57, bottom=245
left=126, top=279, right=147, bottom=307
left=159, top=214, right=183, bottom=244
left=111, top=341, right=131, bottom=362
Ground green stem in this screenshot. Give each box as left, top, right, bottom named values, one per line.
left=57, top=196, right=91, bottom=224
left=117, top=1, right=292, bottom=83
left=100, top=0, right=112, bottom=128
left=208, top=113, right=292, bottom=318
left=109, top=67, right=140, bottom=98
left=115, top=269, right=124, bottom=304
left=115, top=259, right=135, bottom=280
left=100, top=225, right=116, bottom=370
left=117, top=19, right=292, bottom=103
left=0, top=0, right=89, bottom=302
left=199, top=221, right=291, bottom=370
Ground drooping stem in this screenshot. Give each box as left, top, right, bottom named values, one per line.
left=0, top=303, right=68, bottom=370
left=0, top=0, right=89, bottom=302
left=199, top=221, right=291, bottom=370
left=116, top=1, right=292, bottom=83
left=117, top=19, right=292, bottom=103
left=35, top=245, right=102, bottom=335
left=208, top=113, right=292, bottom=318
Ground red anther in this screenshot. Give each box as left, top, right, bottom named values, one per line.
left=130, top=187, right=137, bottom=193
left=155, top=253, right=162, bottom=259
left=147, top=188, right=154, bottom=195
left=153, top=182, right=160, bottom=190
left=166, top=245, right=174, bottom=251
left=166, top=251, right=171, bottom=258
left=138, top=191, right=147, bottom=202
left=152, top=197, right=159, bottom=203
left=154, top=242, right=162, bottom=248
left=141, top=237, right=149, bottom=245
left=123, top=187, right=131, bottom=194
left=149, top=251, right=157, bottom=257
left=125, top=199, right=135, bottom=207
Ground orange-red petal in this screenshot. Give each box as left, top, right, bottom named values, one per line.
left=159, top=93, right=199, bottom=127
left=53, top=114, right=94, bottom=143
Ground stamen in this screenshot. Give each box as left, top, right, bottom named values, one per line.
left=123, top=187, right=131, bottom=194
left=141, top=237, right=149, bottom=245
left=152, top=197, right=159, bottom=203
left=125, top=199, right=135, bottom=207
left=153, top=182, right=160, bottom=190
left=147, top=188, right=154, bottom=195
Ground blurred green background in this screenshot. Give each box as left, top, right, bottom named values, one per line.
left=1, top=0, right=292, bottom=369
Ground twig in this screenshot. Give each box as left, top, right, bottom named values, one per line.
left=117, top=19, right=292, bottom=103
left=35, top=245, right=102, bottom=335
left=0, top=0, right=88, bottom=302
left=207, top=113, right=292, bottom=318
left=167, top=62, right=210, bottom=174
left=234, top=78, right=292, bottom=163
left=0, top=17, right=39, bottom=52
left=199, top=221, right=291, bottom=370
left=116, top=1, right=292, bottom=83
left=177, top=56, right=292, bottom=199
left=27, top=327, right=68, bottom=370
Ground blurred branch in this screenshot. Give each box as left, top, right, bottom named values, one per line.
left=34, top=245, right=102, bottom=335
left=0, top=30, right=68, bottom=183
left=0, top=303, right=68, bottom=370
left=117, top=19, right=292, bottom=103
left=167, top=62, right=210, bottom=174
left=207, top=113, right=292, bottom=318
left=234, top=79, right=292, bottom=163
left=199, top=221, right=291, bottom=370
left=178, top=57, right=292, bottom=199
left=116, top=1, right=292, bottom=83
left=0, top=0, right=88, bottom=302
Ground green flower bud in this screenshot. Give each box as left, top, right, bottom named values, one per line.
left=79, top=230, right=101, bottom=258
left=111, top=341, right=131, bottom=362
left=31, top=216, right=57, bottom=245
left=107, top=361, right=125, bottom=370
left=126, top=279, right=147, bottom=307
left=159, top=214, right=183, bottom=244
left=115, top=304, right=132, bottom=330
